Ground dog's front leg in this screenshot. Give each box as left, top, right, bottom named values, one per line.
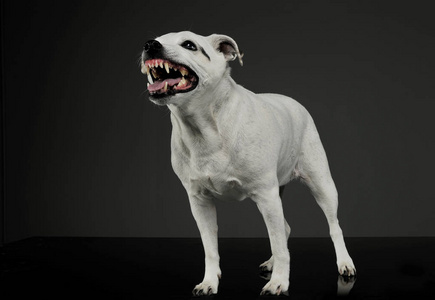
left=189, top=195, right=221, bottom=296
left=253, top=187, right=290, bottom=295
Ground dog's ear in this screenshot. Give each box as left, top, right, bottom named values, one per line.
left=208, top=34, right=244, bottom=66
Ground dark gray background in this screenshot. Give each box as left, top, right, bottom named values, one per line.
left=2, top=0, right=435, bottom=243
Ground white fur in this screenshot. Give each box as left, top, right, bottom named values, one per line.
left=141, top=31, right=356, bottom=296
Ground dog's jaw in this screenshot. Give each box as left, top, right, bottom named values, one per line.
left=140, top=57, right=199, bottom=105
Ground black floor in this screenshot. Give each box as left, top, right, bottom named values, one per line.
left=1, top=237, right=434, bottom=299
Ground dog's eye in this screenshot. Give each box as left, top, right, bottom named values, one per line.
left=181, top=40, right=197, bottom=51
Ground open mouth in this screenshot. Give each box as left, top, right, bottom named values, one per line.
left=144, top=58, right=198, bottom=97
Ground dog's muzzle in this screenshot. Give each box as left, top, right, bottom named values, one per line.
left=141, top=40, right=199, bottom=98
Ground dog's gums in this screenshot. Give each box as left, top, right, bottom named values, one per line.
left=144, top=58, right=198, bottom=96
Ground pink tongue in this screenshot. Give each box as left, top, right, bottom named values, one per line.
left=148, top=78, right=182, bottom=92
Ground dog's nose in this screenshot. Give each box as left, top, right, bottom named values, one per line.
left=143, top=40, right=162, bottom=55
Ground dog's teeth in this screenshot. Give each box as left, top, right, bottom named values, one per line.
left=146, top=65, right=150, bottom=75
left=147, top=83, right=150, bottom=88
left=159, top=61, right=163, bottom=68
left=163, top=81, right=168, bottom=92
left=177, top=77, right=187, bottom=88
left=180, top=68, right=188, bottom=76
left=147, top=72, right=153, bottom=84
left=164, top=62, right=170, bottom=73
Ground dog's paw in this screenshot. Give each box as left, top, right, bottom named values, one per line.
left=260, top=277, right=289, bottom=296
left=337, top=258, right=356, bottom=277
left=259, top=256, right=274, bottom=272
left=192, top=281, right=218, bottom=296
left=259, top=271, right=272, bottom=281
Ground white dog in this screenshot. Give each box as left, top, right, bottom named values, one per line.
left=140, top=31, right=356, bottom=296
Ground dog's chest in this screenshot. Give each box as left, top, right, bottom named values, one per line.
left=172, top=145, right=246, bottom=201
left=190, top=173, right=245, bottom=201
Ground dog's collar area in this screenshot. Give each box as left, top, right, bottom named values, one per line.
left=144, top=58, right=198, bottom=96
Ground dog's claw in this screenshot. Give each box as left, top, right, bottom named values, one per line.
left=259, top=272, right=272, bottom=281
left=260, top=289, right=269, bottom=296
left=339, top=265, right=356, bottom=277
left=260, top=286, right=282, bottom=296
left=338, top=259, right=356, bottom=277
left=260, top=265, right=272, bottom=272
left=192, top=282, right=217, bottom=296
left=261, top=279, right=288, bottom=296
left=259, top=258, right=274, bottom=273
left=192, top=288, right=203, bottom=296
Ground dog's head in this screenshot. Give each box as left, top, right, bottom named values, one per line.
left=140, top=31, right=243, bottom=106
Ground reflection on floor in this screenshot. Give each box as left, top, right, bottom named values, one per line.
left=1, top=237, right=434, bottom=299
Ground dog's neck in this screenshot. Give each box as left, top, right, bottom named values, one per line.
left=168, top=74, right=238, bottom=151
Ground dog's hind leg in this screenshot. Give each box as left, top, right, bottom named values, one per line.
left=259, top=185, right=290, bottom=273
left=299, top=120, right=356, bottom=276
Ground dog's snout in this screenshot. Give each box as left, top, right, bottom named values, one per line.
left=143, top=40, right=162, bottom=55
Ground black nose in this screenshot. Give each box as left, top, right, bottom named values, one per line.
left=143, top=40, right=162, bottom=55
